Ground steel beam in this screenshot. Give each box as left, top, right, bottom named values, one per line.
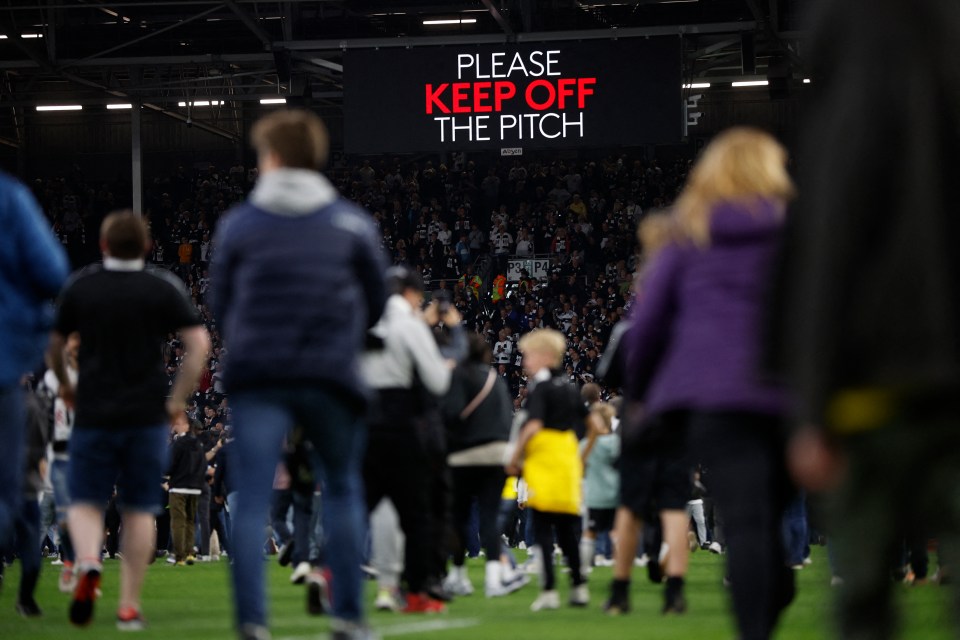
left=58, top=4, right=227, bottom=70
left=131, top=98, right=143, bottom=214
left=480, top=0, right=514, bottom=38
left=225, top=0, right=273, bottom=48
left=0, top=53, right=276, bottom=69
left=279, top=21, right=757, bottom=51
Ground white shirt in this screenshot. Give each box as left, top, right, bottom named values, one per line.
left=361, top=295, right=451, bottom=395
left=493, top=340, right=513, bottom=364
left=43, top=368, right=77, bottom=451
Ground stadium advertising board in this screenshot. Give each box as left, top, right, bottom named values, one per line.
left=344, top=39, right=681, bottom=153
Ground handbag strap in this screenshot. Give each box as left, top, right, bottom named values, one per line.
left=460, top=369, right=498, bottom=421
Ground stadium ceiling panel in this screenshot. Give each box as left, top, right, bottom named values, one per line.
left=0, top=0, right=808, bottom=109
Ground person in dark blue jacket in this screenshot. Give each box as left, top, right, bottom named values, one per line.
left=0, top=171, right=68, bottom=563
left=210, top=109, right=387, bottom=640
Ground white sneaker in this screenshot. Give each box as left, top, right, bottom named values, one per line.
left=594, top=555, right=613, bottom=567
left=166, top=555, right=177, bottom=565
left=486, top=562, right=529, bottom=597
left=374, top=587, right=401, bottom=611
left=708, top=542, right=723, bottom=554
left=198, top=555, right=211, bottom=563
left=290, top=561, right=312, bottom=584
left=443, top=572, right=474, bottom=596
left=570, top=584, right=590, bottom=607
left=634, top=554, right=649, bottom=567
left=530, top=590, right=560, bottom=612
left=518, top=541, right=527, bottom=550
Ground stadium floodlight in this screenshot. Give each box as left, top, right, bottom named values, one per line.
left=177, top=101, right=222, bottom=107
left=0, top=35, right=7, bottom=39
left=21, top=33, right=43, bottom=38
left=36, top=105, right=83, bottom=111
left=803, top=78, right=812, bottom=84
left=682, top=83, right=711, bottom=89
left=731, top=80, right=769, bottom=87
left=423, top=18, right=477, bottom=25
left=107, top=103, right=133, bottom=109
left=259, top=98, right=287, bottom=105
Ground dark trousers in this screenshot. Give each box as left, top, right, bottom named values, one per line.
left=271, top=489, right=293, bottom=546
left=291, top=489, right=314, bottom=566
left=532, top=510, right=583, bottom=591
left=365, top=427, right=433, bottom=593
left=156, top=492, right=171, bottom=555
left=450, top=465, right=506, bottom=566
left=12, top=498, right=41, bottom=604
left=211, top=504, right=229, bottom=555
left=689, top=412, right=795, bottom=640
left=197, top=484, right=211, bottom=555
left=169, top=492, right=198, bottom=561
left=826, top=412, right=960, bottom=639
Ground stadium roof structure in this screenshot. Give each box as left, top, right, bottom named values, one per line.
left=0, top=0, right=808, bottom=144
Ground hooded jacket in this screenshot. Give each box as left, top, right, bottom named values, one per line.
left=209, top=169, right=387, bottom=405
left=625, top=199, right=787, bottom=417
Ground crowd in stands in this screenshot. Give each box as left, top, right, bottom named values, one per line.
left=29, top=152, right=692, bottom=425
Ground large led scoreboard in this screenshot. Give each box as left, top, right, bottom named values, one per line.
left=344, top=38, right=681, bottom=153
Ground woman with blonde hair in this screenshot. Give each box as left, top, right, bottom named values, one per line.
left=620, top=127, right=796, bottom=639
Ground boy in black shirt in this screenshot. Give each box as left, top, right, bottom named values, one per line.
left=49, top=211, right=209, bottom=630
left=506, top=329, right=602, bottom=611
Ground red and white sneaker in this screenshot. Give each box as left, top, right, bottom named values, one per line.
left=69, top=564, right=102, bottom=626
left=116, top=606, right=147, bottom=631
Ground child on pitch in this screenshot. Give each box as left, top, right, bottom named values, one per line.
left=579, top=402, right=620, bottom=576
left=506, top=329, right=603, bottom=611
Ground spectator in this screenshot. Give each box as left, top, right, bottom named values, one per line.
left=49, top=210, right=209, bottom=630
left=442, top=334, right=527, bottom=598
left=622, top=129, right=795, bottom=634
left=0, top=171, right=68, bottom=560
left=361, top=267, right=456, bottom=613
left=210, top=109, right=386, bottom=640
left=166, top=416, right=211, bottom=565
left=775, top=1, right=960, bottom=637
left=506, top=328, right=602, bottom=611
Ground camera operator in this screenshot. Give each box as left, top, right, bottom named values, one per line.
left=361, top=267, right=464, bottom=613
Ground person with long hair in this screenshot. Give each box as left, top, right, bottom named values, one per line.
left=622, top=128, right=796, bottom=639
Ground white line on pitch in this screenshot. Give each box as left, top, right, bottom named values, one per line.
left=275, top=617, right=481, bottom=640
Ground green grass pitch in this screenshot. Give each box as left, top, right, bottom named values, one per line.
left=0, top=547, right=954, bottom=639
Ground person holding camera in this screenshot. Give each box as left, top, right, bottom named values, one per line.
left=361, top=267, right=463, bottom=613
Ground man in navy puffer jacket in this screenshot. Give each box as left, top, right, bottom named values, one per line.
left=210, top=110, right=386, bottom=640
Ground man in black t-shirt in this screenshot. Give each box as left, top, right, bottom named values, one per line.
left=49, top=211, right=209, bottom=630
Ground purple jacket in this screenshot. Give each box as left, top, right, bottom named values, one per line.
left=625, top=199, right=786, bottom=417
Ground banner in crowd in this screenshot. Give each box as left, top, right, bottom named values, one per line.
left=344, top=39, right=681, bottom=153
left=507, top=258, right=551, bottom=282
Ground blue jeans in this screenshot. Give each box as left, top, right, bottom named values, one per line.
left=228, top=386, right=367, bottom=627
left=0, top=385, right=26, bottom=550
